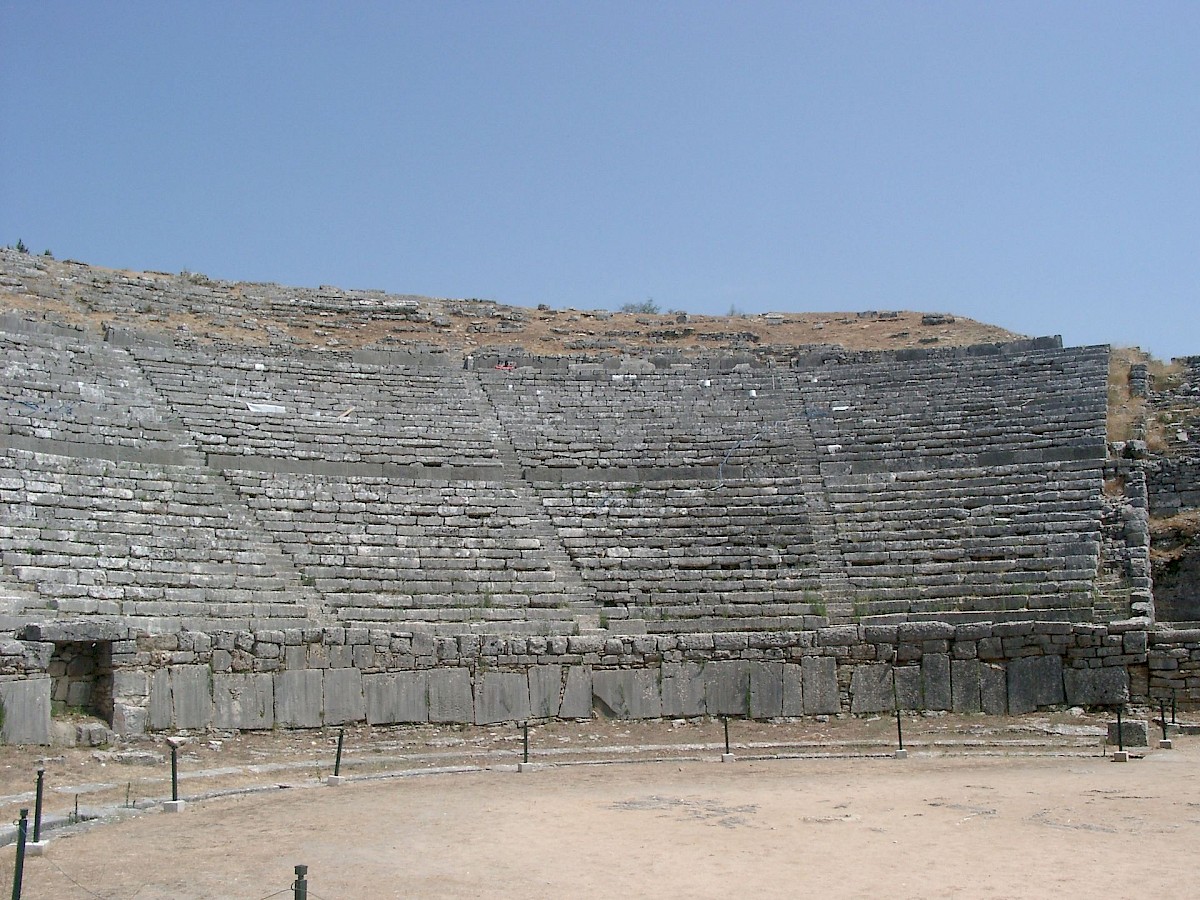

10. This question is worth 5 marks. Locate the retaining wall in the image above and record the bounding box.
[1146,456,1200,516]
[2,619,1186,742]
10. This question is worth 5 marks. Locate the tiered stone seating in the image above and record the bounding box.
[0,448,316,629]
[224,471,584,631]
[0,322,191,452]
[787,344,1109,620]
[132,346,503,466]
[824,461,1102,618]
[780,345,1109,470]
[535,476,824,630]
[480,363,796,469]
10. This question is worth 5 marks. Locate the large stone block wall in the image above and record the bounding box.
[1,619,1172,741]
[1146,456,1200,516]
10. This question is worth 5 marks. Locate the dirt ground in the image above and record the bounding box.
[1,711,1197,899]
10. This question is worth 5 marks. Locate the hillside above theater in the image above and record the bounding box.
[0,250,1022,358]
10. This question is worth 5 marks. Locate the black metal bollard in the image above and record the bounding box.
[12,808,28,900]
[294,864,308,900]
[33,769,44,844]
[1171,688,1178,725]
[334,727,345,778]
[522,721,529,764]
[170,744,179,802]
[1116,705,1125,752]
[723,717,731,755]
[890,668,905,752]
[1160,700,1170,742]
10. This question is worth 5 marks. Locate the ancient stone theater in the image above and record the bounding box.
[1,249,1197,743]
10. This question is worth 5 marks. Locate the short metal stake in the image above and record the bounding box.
[12,808,28,900]
[522,722,530,764]
[334,727,345,777]
[892,668,907,758]
[294,864,308,900]
[32,768,44,844]
[1171,688,1177,725]
[723,717,731,755]
[1113,705,1128,761]
[1159,699,1174,749]
[165,740,187,809]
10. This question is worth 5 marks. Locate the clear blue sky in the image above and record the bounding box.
[2,2,1197,359]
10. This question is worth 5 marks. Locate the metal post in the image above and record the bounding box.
[1116,705,1124,752]
[723,717,730,755]
[294,864,308,900]
[33,769,44,843]
[892,669,904,751]
[522,722,529,764]
[334,727,345,778]
[12,809,28,900]
[1160,700,1170,742]
[170,744,179,802]
[1171,688,1178,724]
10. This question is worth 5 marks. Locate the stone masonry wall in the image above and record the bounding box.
[1146,456,1200,516]
[1,619,1166,740]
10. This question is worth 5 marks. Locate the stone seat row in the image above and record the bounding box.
[0,329,189,450]
[0,449,316,621]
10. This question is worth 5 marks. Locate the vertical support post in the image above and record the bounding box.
[892,668,906,756]
[294,864,308,900]
[1116,705,1124,752]
[170,743,179,802]
[1160,701,1169,742]
[33,769,45,844]
[522,722,529,765]
[1171,688,1178,725]
[723,717,730,755]
[334,727,345,778]
[12,809,28,900]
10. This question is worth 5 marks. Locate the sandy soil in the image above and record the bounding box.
[1,713,1195,899]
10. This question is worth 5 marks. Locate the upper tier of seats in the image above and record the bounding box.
[0,310,1117,630]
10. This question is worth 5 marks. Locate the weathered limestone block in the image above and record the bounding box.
[213,673,274,729]
[1007,655,1064,715]
[950,659,982,714]
[171,666,213,730]
[324,668,365,725]
[364,672,428,725]
[782,663,804,716]
[980,663,1007,715]
[802,657,839,715]
[560,665,592,719]
[592,669,662,719]
[112,702,147,736]
[1107,719,1148,747]
[749,661,784,718]
[528,665,563,719]
[149,669,172,730]
[851,663,894,714]
[1063,667,1128,707]
[922,653,952,711]
[0,677,51,745]
[661,662,706,718]
[112,670,148,699]
[275,670,323,728]
[428,668,473,723]
[475,671,531,725]
[705,661,750,716]
[895,666,921,710]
